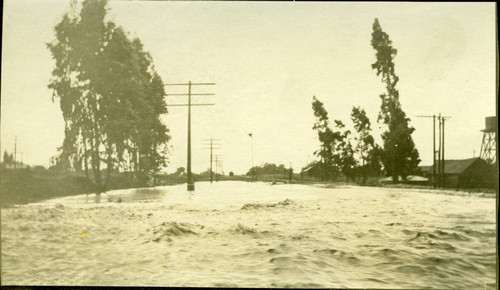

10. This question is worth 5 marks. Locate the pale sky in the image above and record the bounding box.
[1,1,496,175]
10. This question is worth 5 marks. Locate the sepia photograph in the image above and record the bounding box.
[0,0,497,288]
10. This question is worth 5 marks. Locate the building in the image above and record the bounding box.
[419,158,496,189]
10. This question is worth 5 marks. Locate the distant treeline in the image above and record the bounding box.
[246,163,294,180]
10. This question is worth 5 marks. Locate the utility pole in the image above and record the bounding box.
[202,138,222,183]
[417,114,451,188]
[14,136,17,169]
[433,115,436,188]
[441,117,446,187]
[247,132,254,181]
[214,155,223,182]
[165,81,215,191]
[438,114,442,187]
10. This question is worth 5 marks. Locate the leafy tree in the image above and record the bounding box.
[312,96,338,181]
[333,120,356,181]
[47,0,170,191]
[350,106,382,184]
[2,151,14,165]
[312,96,354,181]
[371,18,420,182]
[246,163,288,178]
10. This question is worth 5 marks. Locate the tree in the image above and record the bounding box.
[333,120,356,181]
[350,106,382,184]
[47,0,170,191]
[371,18,420,182]
[2,151,14,165]
[312,96,338,181]
[311,96,353,181]
[245,163,283,178]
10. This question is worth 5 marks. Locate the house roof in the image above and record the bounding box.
[419,158,483,174]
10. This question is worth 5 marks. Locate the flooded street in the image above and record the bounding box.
[1,181,496,288]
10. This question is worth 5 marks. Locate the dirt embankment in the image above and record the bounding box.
[0,168,176,207]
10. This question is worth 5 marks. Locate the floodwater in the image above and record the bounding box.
[1,181,497,288]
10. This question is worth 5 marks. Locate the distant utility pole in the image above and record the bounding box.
[165,81,215,191]
[247,132,254,181]
[417,114,451,188]
[214,155,223,182]
[14,136,17,169]
[202,138,222,183]
[440,115,445,187]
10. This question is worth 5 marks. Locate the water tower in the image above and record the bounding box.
[479,116,497,165]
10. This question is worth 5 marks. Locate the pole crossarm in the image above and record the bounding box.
[166,104,215,106]
[164,83,216,86]
[166,93,215,96]
[417,115,451,119]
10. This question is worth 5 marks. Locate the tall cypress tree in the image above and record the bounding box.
[371,18,420,182]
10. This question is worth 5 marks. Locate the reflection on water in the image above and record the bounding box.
[1,181,496,288]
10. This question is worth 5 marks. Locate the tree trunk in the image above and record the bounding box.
[362,160,367,185]
[391,158,398,184]
[104,147,113,191]
[83,139,90,183]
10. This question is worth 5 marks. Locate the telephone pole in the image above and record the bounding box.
[438,114,442,187]
[417,114,451,188]
[202,138,222,183]
[14,136,17,169]
[214,155,223,182]
[165,81,215,191]
[441,116,446,187]
[247,132,254,181]
[433,115,436,188]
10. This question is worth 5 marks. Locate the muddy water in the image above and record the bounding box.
[1,181,496,288]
